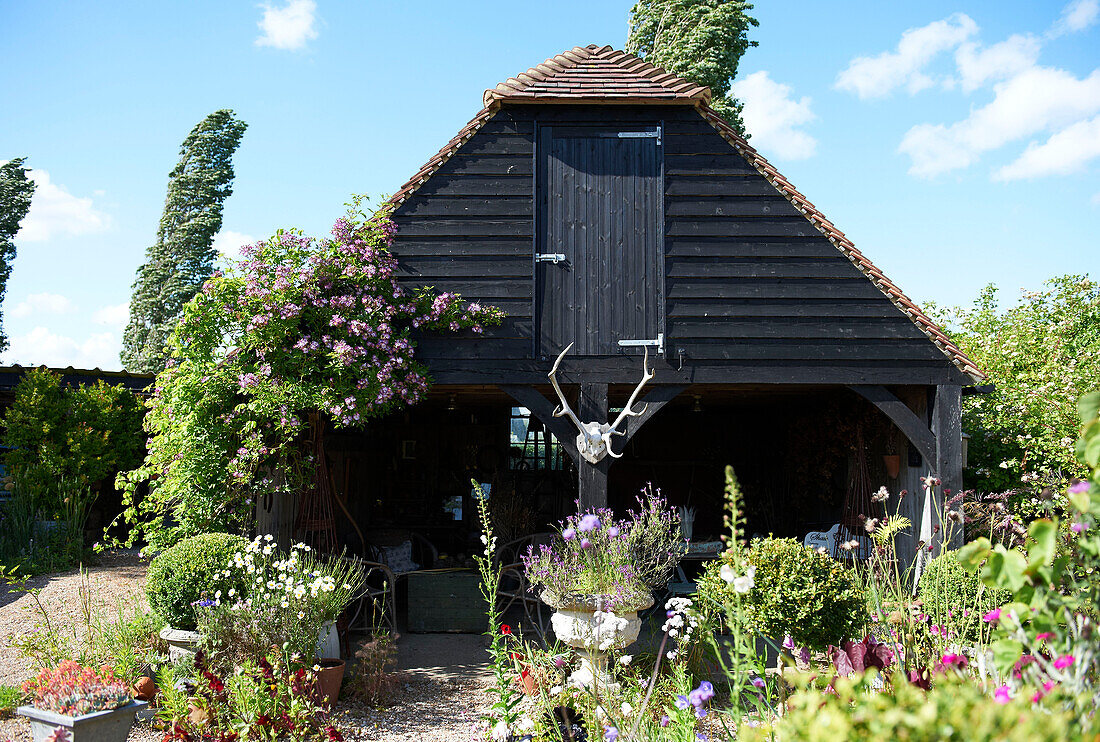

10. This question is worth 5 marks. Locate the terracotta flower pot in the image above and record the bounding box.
[514,663,537,695]
[132,676,157,702]
[883,454,901,479]
[312,658,345,708]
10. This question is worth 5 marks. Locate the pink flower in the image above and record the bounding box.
[1053,655,1074,670]
[994,685,1012,704]
[1068,481,1090,494]
[1071,522,1087,533]
[983,608,1002,623]
[1035,632,1053,642]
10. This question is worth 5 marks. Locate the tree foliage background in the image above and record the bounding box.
[627,0,758,134]
[122,110,247,373]
[928,275,1100,493]
[0,158,37,353]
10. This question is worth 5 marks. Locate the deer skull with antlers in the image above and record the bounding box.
[548,343,655,464]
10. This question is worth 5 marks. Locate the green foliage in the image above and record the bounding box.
[117,199,501,549]
[2,367,145,492]
[919,551,1009,643]
[738,536,866,650]
[0,685,23,718]
[0,157,36,352]
[927,276,1100,491]
[627,0,758,133]
[145,532,249,629]
[740,672,1095,742]
[122,109,248,373]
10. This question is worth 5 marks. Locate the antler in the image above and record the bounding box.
[602,347,655,459]
[547,343,585,433]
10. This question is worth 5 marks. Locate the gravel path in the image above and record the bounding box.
[0,552,495,741]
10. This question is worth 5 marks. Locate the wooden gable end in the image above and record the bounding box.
[389,104,971,386]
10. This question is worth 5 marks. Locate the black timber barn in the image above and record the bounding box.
[326,45,986,564]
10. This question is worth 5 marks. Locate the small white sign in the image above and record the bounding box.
[804,523,840,553]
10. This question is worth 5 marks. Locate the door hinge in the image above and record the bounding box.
[535,253,567,264]
[618,333,664,355]
[618,128,661,146]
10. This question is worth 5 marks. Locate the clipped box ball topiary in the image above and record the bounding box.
[145,532,249,630]
[919,551,1010,644]
[743,537,866,650]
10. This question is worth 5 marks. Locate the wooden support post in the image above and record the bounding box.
[932,384,964,548]
[577,382,609,511]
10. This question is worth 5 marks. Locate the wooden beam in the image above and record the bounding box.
[577,383,609,511]
[612,385,689,455]
[499,384,579,463]
[847,385,936,465]
[933,384,964,548]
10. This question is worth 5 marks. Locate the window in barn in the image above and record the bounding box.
[509,407,564,470]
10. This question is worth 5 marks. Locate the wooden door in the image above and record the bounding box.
[536,125,663,358]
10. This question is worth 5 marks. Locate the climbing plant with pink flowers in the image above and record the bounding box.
[116,196,503,549]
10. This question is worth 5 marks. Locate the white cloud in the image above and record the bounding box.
[10,292,74,319]
[1049,0,1099,37]
[995,115,1100,180]
[732,72,817,160]
[16,169,110,242]
[899,67,1100,177]
[955,34,1041,92]
[92,302,130,330]
[3,327,121,370]
[256,0,318,51]
[213,230,257,261]
[835,13,978,99]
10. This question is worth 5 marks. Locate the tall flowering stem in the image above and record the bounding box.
[472,481,523,737]
[115,195,503,548]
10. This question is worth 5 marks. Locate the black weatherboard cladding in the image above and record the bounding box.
[390,104,967,386]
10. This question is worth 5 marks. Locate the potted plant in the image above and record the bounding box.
[145,532,250,662]
[18,660,146,742]
[523,488,682,691]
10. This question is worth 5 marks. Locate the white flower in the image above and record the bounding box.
[620,702,632,716]
[720,563,736,583]
[733,566,755,594]
[549,685,563,696]
[517,716,534,732]
[619,655,633,666]
[490,720,510,741]
[264,534,273,541]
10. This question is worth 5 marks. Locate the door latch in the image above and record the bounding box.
[535,253,567,264]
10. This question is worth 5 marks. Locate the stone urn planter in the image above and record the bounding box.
[543,591,653,692]
[18,700,147,742]
[316,620,340,660]
[160,626,203,662]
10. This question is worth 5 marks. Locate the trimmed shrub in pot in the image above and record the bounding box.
[145,532,249,630]
[739,537,866,650]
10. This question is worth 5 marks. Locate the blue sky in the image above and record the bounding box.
[2,0,1098,371]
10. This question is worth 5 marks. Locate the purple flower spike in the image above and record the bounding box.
[580,538,592,549]
[579,514,601,532]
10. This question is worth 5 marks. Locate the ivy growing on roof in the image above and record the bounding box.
[115,196,504,549]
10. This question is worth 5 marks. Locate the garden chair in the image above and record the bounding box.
[494,532,555,638]
[363,529,438,579]
[347,556,397,635]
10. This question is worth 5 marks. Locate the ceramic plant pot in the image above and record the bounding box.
[160,626,203,663]
[312,658,345,708]
[883,455,901,479]
[316,621,340,660]
[18,701,147,742]
[542,591,653,692]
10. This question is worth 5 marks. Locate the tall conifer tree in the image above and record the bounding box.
[122,110,247,373]
[627,0,758,135]
[0,158,37,353]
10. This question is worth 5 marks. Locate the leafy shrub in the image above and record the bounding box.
[740,672,1095,741]
[738,537,865,650]
[919,551,1009,644]
[146,532,248,629]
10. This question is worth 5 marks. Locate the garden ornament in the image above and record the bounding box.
[548,343,654,464]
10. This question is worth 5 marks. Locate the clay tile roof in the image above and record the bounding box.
[482,44,712,106]
[696,104,987,383]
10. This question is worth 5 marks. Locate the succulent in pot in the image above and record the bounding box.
[18,660,146,742]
